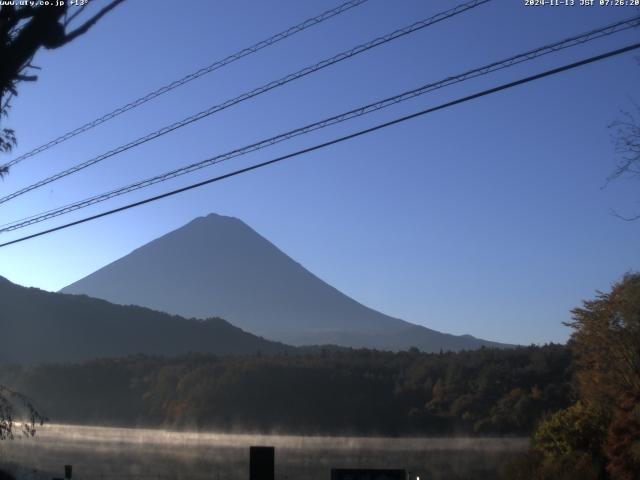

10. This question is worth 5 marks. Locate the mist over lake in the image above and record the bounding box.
[0,424,528,480]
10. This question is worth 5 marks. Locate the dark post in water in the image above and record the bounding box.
[249,446,274,480]
[330,469,407,480]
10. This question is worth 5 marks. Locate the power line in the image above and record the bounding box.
[2,15,637,233]
[0,0,491,205]
[1,41,638,249]
[0,0,369,171]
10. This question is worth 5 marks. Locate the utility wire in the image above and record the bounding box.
[1,15,638,233]
[0,0,369,171]
[0,0,491,205]
[1,41,638,249]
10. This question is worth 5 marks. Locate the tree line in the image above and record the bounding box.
[0,343,572,437]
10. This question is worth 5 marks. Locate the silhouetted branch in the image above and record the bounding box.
[15,74,38,82]
[0,0,126,171]
[608,104,640,184]
[64,5,88,28]
[610,207,640,222]
[606,94,640,220]
[58,0,125,46]
[0,384,47,440]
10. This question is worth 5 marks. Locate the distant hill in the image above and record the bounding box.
[61,213,510,352]
[0,276,293,364]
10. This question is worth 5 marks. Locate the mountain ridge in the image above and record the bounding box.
[0,274,294,364]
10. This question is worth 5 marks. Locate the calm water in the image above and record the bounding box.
[0,424,528,480]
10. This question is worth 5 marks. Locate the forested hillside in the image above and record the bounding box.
[0,276,294,364]
[1,344,572,436]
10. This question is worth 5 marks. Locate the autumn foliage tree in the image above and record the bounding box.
[567,273,640,411]
[568,273,640,479]
[605,391,640,480]
[515,274,640,479]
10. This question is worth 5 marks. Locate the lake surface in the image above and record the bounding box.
[0,424,528,480]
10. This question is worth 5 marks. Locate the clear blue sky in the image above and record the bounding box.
[0,0,638,345]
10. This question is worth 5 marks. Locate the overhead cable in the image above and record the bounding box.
[1,41,638,248]
[0,0,491,205]
[2,15,637,233]
[0,0,370,171]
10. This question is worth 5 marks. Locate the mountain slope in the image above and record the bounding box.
[62,213,509,351]
[0,275,293,364]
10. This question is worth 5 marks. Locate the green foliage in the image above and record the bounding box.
[502,451,601,480]
[0,344,572,436]
[532,402,608,460]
